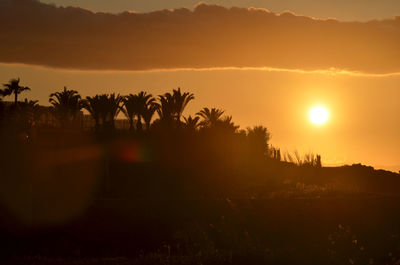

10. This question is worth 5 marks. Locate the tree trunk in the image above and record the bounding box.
[137,115,143,131]
[129,117,134,132]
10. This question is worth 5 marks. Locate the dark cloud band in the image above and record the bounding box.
[0,0,399,74]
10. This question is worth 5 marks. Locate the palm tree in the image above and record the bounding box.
[171,88,194,122]
[20,98,39,124]
[121,94,140,131]
[20,98,39,110]
[0,88,8,97]
[2,78,30,106]
[247,125,271,156]
[155,88,194,124]
[196,107,225,128]
[82,94,122,132]
[143,104,158,130]
[183,115,200,131]
[99,94,122,130]
[155,93,175,122]
[121,92,155,131]
[216,116,240,133]
[136,92,155,131]
[82,95,102,132]
[49,87,82,126]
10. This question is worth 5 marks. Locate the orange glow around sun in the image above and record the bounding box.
[309,106,329,125]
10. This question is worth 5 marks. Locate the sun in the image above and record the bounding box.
[309,106,329,125]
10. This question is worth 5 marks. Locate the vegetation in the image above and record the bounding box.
[2,78,30,106]
[121,92,155,131]
[197,107,225,127]
[49,87,82,127]
[0,78,399,265]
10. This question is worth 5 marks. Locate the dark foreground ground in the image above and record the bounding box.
[2,193,400,264]
[1,130,400,265]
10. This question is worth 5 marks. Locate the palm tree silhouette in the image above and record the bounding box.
[143,104,158,131]
[49,87,82,126]
[0,88,8,97]
[155,93,175,123]
[216,116,239,133]
[82,95,102,132]
[2,78,31,106]
[155,88,194,124]
[136,92,155,131]
[196,107,225,128]
[121,92,155,131]
[247,126,271,156]
[99,94,122,131]
[20,98,39,110]
[121,95,139,131]
[19,98,39,126]
[172,88,194,122]
[183,115,200,131]
[83,94,122,131]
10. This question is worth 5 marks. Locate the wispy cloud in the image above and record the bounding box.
[0,0,399,74]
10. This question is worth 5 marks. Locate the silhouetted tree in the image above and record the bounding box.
[2,78,30,106]
[99,94,122,131]
[247,126,271,157]
[183,115,200,131]
[197,107,224,128]
[155,93,175,123]
[171,88,194,122]
[121,92,155,131]
[49,87,82,127]
[155,88,194,124]
[121,94,139,131]
[19,98,39,111]
[143,104,158,130]
[136,92,155,131]
[0,87,8,97]
[19,98,39,130]
[82,95,102,132]
[215,116,239,133]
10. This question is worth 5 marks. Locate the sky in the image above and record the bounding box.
[0,0,399,171]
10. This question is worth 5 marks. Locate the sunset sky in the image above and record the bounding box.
[0,0,399,171]
[39,0,400,21]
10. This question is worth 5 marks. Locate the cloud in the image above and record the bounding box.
[0,0,399,74]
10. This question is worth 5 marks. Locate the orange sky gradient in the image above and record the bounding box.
[1,63,399,172]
